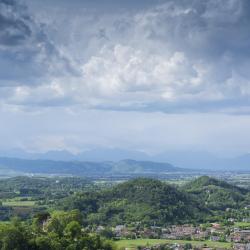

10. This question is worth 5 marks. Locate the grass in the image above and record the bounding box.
[234,222,250,228]
[0,221,10,225]
[115,239,232,249]
[2,200,35,207]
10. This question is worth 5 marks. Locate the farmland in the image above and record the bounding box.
[115,239,232,249]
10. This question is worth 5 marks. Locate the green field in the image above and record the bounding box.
[115,239,232,249]
[234,222,250,228]
[2,200,36,207]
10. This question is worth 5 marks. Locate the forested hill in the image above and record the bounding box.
[62,178,208,226]
[182,176,249,210]
[183,176,247,193]
[59,177,250,226]
[0,157,186,176]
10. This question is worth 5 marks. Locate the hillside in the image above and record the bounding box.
[62,178,208,226]
[0,157,185,177]
[183,176,249,210]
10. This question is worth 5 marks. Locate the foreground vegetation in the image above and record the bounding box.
[0,210,115,250]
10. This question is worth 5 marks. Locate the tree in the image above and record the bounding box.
[64,221,81,240]
[184,243,192,250]
[1,225,29,250]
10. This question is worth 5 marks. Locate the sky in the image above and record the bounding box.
[1,0,250,156]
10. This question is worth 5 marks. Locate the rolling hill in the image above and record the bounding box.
[63,178,208,226]
[61,177,250,226]
[183,176,249,210]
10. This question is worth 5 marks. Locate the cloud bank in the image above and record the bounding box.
[1,0,250,114]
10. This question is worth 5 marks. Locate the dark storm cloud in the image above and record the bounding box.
[0,0,75,86]
[137,0,250,57]
[0,0,32,46]
[25,0,160,11]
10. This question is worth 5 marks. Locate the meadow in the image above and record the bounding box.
[115,239,232,249]
[2,199,36,207]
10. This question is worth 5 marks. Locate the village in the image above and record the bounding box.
[96,221,250,250]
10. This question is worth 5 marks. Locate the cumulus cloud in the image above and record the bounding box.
[79,45,203,108]
[2,0,250,114]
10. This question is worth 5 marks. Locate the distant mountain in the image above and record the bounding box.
[1,148,250,171]
[153,151,250,171]
[0,157,184,177]
[111,159,186,174]
[77,148,150,161]
[152,151,224,170]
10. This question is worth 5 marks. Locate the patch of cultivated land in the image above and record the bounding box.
[234,222,250,228]
[2,200,35,207]
[115,239,232,249]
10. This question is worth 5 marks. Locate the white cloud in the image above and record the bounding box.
[1,0,250,114]
[83,46,194,93]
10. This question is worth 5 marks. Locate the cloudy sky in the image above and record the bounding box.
[1,0,250,156]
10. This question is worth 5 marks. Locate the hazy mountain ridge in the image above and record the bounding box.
[1,148,250,171]
[0,157,184,176]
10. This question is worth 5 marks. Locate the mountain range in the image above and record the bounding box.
[0,148,250,171]
[0,158,186,177]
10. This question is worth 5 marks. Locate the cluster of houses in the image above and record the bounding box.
[124,245,224,250]
[101,223,250,244]
[233,243,250,250]
[173,223,250,243]
[95,221,250,249]
[230,229,250,243]
[125,243,250,250]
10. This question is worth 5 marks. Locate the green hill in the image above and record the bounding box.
[63,178,208,226]
[183,176,249,210]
